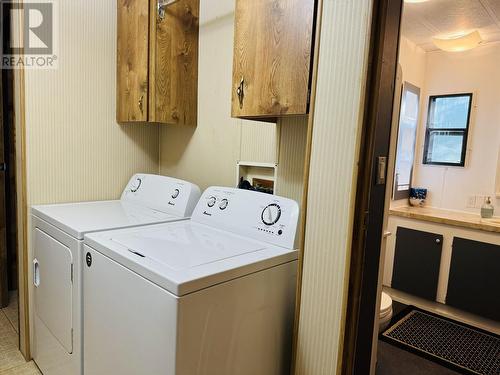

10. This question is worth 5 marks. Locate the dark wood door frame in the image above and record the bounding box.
[1,1,18,308]
[341,0,403,373]
[4,56,17,293]
[0,55,7,308]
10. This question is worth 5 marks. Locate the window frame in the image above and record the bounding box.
[423,93,473,167]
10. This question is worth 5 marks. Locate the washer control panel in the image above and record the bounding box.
[192,187,299,249]
[121,174,201,218]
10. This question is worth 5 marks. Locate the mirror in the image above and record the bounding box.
[393,82,420,200]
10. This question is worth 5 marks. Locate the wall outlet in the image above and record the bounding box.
[467,195,476,208]
[475,195,487,209]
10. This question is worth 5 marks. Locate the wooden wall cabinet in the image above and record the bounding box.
[231,0,316,120]
[117,0,199,126]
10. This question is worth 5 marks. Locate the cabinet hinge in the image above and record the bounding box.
[307,89,311,104]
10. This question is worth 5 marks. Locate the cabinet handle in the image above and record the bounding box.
[157,0,180,21]
[138,95,144,113]
[436,238,441,244]
[157,1,165,20]
[33,259,40,287]
[237,77,245,109]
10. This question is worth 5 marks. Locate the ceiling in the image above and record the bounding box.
[402,0,500,51]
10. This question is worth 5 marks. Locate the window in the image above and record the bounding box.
[423,94,472,166]
[393,82,420,200]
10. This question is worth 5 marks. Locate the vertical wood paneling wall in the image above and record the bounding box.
[240,121,278,164]
[295,1,374,374]
[25,0,159,205]
[276,116,308,211]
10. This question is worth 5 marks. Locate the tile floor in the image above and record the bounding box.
[0,292,40,375]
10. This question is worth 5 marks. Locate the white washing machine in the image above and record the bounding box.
[83,187,299,375]
[31,174,201,375]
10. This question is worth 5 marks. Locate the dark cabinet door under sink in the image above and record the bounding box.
[447,237,500,321]
[392,227,443,300]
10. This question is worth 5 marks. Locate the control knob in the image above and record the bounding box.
[130,177,142,193]
[219,199,228,210]
[207,196,217,207]
[171,189,180,199]
[261,203,281,226]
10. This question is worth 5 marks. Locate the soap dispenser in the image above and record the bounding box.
[481,197,494,218]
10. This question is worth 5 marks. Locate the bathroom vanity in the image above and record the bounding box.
[383,206,500,321]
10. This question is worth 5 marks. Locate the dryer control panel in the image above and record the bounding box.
[192,187,299,249]
[121,174,201,218]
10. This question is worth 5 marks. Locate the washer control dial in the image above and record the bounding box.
[130,177,142,193]
[219,199,229,210]
[171,188,180,199]
[261,204,281,226]
[207,196,217,207]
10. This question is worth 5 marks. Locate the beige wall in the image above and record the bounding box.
[25,1,159,206]
[295,0,374,373]
[276,117,308,208]
[276,116,309,249]
[159,0,239,189]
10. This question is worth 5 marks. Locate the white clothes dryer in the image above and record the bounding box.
[31,174,200,375]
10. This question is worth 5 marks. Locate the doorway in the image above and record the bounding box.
[343,0,500,374]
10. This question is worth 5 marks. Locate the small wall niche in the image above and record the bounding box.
[236,161,278,194]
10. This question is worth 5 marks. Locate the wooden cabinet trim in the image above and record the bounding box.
[117,0,150,123]
[149,0,199,126]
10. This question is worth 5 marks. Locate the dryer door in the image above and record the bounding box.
[34,228,73,353]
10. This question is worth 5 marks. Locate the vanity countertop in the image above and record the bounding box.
[390,206,500,234]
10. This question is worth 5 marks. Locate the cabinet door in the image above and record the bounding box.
[149,0,199,126]
[447,238,500,321]
[231,0,315,119]
[392,227,443,301]
[117,0,149,122]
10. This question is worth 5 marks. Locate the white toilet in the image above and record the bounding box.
[379,292,393,333]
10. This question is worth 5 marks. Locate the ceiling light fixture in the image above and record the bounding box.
[432,30,483,52]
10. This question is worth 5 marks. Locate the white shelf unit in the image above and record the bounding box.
[236,161,278,194]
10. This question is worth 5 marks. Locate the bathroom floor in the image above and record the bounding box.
[376,301,460,375]
[0,292,40,375]
[376,340,460,375]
